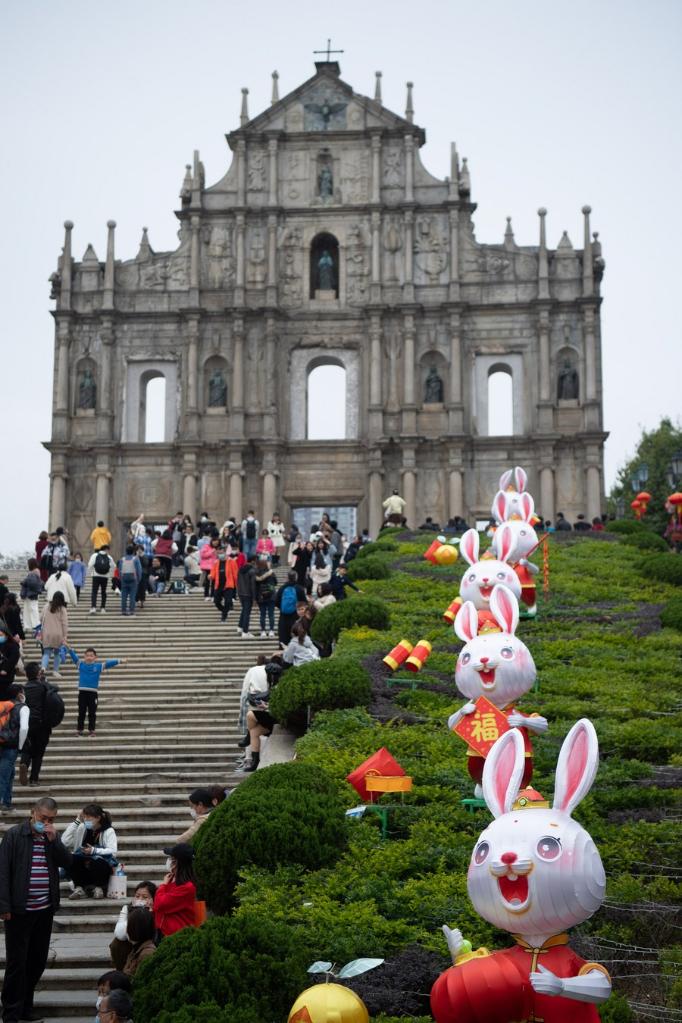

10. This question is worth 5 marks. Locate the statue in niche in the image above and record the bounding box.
[557,358,579,401]
[318,250,335,291]
[208,370,227,408]
[424,366,444,404]
[319,164,333,198]
[78,368,97,410]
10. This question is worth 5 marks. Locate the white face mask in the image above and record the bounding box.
[132,899,147,908]
[189,808,198,820]
[165,857,172,870]
[95,995,103,1009]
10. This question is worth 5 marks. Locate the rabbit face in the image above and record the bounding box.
[460,560,521,609]
[493,520,537,562]
[468,721,606,940]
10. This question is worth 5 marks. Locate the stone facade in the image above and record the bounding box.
[45,62,607,550]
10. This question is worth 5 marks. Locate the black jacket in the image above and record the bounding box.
[24,680,52,732]
[237,564,256,601]
[0,820,73,915]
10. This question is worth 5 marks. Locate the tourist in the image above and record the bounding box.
[591,517,605,532]
[40,592,69,679]
[240,660,283,773]
[19,560,44,635]
[574,513,592,532]
[236,556,257,638]
[199,537,218,601]
[0,595,24,648]
[117,546,142,617]
[88,545,116,614]
[154,844,197,937]
[68,646,126,737]
[237,654,268,747]
[129,513,146,545]
[283,621,320,668]
[90,520,112,552]
[555,512,572,532]
[267,513,286,566]
[151,530,177,578]
[313,582,336,612]
[35,531,50,582]
[291,539,313,588]
[45,568,77,607]
[183,546,200,589]
[67,552,86,601]
[62,803,118,900]
[0,630,21,691]
[275,571,307,648]
[209,785,227,807]
[0,685,29,814]
[19,663,58,788]
[361,528,372,544]
[176,788,214,844]
[210,549,238,624]
[148,557,168,596]
[383,488,407,526]
[134,543,151,608]
[98,988,133,1023]
[121,907,156,977]
[197,512,215,539]
[0,796,73,1023]
[94,971,131,1021]
[110,883,157,971]
[241,511,260,560]
[329,564,361,601]
[342,535,362,564]
[310,539,332,592]
[256,529,275,563]
[255,559,277,638]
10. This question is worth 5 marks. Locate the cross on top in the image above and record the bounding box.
[314,38,344,62]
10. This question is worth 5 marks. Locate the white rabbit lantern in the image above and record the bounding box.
[491,466,532,524]
[491,492,540,617]
[453,527,522,633]
[431,721,611,1023]
[448,585,546,792]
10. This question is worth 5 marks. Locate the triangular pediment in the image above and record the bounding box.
[229,65,423,142]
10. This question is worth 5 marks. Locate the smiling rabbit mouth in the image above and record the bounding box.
[498,873,529,909]
[480,585,493,600]
[477,668,496,688]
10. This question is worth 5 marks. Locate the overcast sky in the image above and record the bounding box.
[2,0,680,552]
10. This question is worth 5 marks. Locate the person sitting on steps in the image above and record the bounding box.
[62,803,118,901]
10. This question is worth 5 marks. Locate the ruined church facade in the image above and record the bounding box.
[46,61,607,548]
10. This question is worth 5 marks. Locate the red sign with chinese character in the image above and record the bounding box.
[452,696,511,757]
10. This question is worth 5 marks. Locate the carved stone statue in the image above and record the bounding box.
[318,250,335,291]
[424,366,444,404]
[557,359,579,401]
[208,370,227,408]
[78,368,97,410]
[319,165,333,198]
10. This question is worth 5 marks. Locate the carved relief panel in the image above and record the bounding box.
[345,222,370,306]
[414,214,449,284]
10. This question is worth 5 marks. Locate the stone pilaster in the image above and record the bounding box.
[102,220,116,310]
[231,318,245,436]
[401,312,417,435]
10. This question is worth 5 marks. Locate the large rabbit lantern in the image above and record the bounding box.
[453,526,522,633]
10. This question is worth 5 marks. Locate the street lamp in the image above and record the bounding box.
[666,451,682,489]
[630,463,649,493]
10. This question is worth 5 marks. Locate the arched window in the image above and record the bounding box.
[310,232,339,298]
[307,362,346,439]
[141,372,166,442]
[487,366,513,436]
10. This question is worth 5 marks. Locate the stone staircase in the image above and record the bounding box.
[0,571,284,1021]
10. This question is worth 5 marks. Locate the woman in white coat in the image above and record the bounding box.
[62,803,118,900]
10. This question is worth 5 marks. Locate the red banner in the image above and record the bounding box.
[452,697,510,757]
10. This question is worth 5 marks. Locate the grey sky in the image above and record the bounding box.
[2,0,680,552]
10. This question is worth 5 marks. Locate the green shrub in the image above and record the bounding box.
[661,594,682,631]
[133,914,310,1023]
[269,657,371,722]
[347,554,391,581]
[639,553,682,585]
[192,761,348,914]
[619,531,668,552]
[608,519,648,535]
[354,538,399,558]
[311,596,390,646]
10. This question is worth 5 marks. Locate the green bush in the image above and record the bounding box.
[133,914,310,1023]
[661,594,682,631]
[192,761,348,914]
[311,596,390,646]
[354,538,399,558]
[619,531,668,552]
[639,553,682,585]
[347,554,391,581]
[269,656,371,722]
[608,519,648,535]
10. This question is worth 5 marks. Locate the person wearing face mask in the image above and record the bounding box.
[109,881,157,971]
[121,906,156,977]
[0,795,73,1023]
[0,629,22,693]
[153,843,197,938]
[97,988,133,1023]
[93,970,131,1023]
[61,804,118,900]
[175,789,213,845]
[0,685,30,814]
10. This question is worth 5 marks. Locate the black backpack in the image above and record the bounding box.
[45,686,65,729]
[94,551,110,574]
[0,701,21,748]
[40,547,54,573]
[245,519,257,540]
[168,580,187,594]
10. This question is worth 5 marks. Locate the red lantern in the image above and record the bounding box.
[630,498,644,520]
[636,491,652,503]
[669,492,682,523]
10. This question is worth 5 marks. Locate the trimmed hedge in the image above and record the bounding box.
[310,595,390,647]
[192,761,348,914]
[608,519,648,535]
[639,553,682,585]
[133,914,310,1023]
[347,553,392,581]
[619,531,668,552]
[269,656,371,723]
[661,593,682,631]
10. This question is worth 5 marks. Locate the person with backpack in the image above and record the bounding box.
[88,545,116,614]
[19,559,44,635]
[255,560,277,638]
[240,512,260,561]
[210,551,238,624]
[236,556,257,638]
[0,684,30,813]
[19,663,63,788]
[275,571,307,648]
[68,646,126,737]
[40,592,69,679]
[117,546,142,617]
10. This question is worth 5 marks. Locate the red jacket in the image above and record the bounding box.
[154,880,197,937]
[209,558,238,589]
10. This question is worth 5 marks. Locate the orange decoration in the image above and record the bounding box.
[383,640,414,671]
[443,598,462,623]
[404,639,432,672]
[424,538,444,564]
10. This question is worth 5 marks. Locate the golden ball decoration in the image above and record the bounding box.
[288,982,370,1023]
[434,544,458,566]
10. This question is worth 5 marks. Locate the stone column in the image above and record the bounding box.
[371,133,381,203]
[586,464,601,521]
[183,472,197,524]
[186,317,199,439]
[448,208,460,302]
[267,137,278,205]
[540,466,555,523]
[368,470,383,539]
[95,472,111,526]
[371,211,381,302]
[266,213,277,305]
[189,216,200,303]
[231,319,245,436]
[448,311,463,434]
[262,471,277,526]
[368,314,383,438]
[55,320,70,413]
[404,135,414,202]
[235,214,245,306]
[229,471,243,519]
[236,140,246,205]
[584,307,596,401]
[102,220,116,309]
[263,317,276,437]
[97,318,114,441]
[538,311,550,401]
[403,209,414,302]
[50,472,67,531]
[402,313,417,435]
[60,221,73,310]
[448,468,463,519]
[402,469,417,528]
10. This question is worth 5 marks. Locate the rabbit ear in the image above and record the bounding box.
[553,719,600,816]
[454,601,479,643]
[514,466,528,492]
[519,493,535,523]
[490,584,519,635]
[499,469,513,491]
[459,529,479,566]
[495,523,514,563]
[483,728,526,819]
[491,490,508,523]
